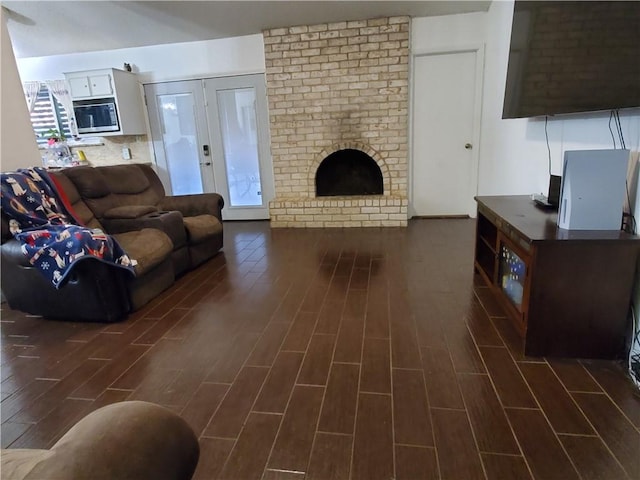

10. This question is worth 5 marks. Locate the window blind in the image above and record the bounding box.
[30,86,72,146]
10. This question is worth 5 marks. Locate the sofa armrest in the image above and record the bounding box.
[159,193,224,222]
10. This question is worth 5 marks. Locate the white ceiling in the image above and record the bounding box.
[3,1,491,59]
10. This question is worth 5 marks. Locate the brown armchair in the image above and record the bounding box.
[0,401,200,480]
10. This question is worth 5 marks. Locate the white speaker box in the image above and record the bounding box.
[557,149,629,230]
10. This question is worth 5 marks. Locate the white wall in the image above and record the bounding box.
[17,33,265,84]
[412,12,486,51]
[1,11,42,171]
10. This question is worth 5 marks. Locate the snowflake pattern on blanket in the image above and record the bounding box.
[1,167,136,288]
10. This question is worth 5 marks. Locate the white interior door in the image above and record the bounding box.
[204,74,274,220]
[412,50,482,217]
[144,81,215,195]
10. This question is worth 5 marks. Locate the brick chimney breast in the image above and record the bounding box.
[264,16,410,227]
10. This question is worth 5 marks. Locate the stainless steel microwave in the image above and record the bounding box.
[73,97,120,134]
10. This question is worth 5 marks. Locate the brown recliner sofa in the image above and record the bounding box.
[1,164,224,321]
[0,401,200,480]
[57,164,224,275]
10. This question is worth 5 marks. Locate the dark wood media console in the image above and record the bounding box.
[474,195,639,359]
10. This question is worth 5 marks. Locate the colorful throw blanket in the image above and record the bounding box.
[1,167,136,288]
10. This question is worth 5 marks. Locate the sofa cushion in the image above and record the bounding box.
[113,228,173,276]
[104,205,158,219]
[182,215,222,244]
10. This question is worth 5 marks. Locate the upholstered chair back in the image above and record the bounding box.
[49,171,105,231]
[96,164,165,208]
[61,166,120,220]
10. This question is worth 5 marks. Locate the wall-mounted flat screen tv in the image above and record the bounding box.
[502,1,640,119]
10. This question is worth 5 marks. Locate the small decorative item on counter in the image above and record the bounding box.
[68,149,89,167]
[41,129,74,168]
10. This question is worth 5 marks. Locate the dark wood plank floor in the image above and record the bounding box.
[2,219,639,479]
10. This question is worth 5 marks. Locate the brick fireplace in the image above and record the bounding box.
[264,17,410,227]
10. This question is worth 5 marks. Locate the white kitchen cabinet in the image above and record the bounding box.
[67,73,113,98]
[67,77,91,98]
[64,68,146,136]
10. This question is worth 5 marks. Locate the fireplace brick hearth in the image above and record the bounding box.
[264,17,410,227]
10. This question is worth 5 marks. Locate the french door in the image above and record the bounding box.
[145,80,214,196]
[204,75,274,220]
[144,74,274,220]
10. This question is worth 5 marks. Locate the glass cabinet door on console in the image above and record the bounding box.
[497,235,530,333]
[500,244,525,308]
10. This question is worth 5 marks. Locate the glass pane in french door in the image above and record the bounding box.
[158,93,203,195]
[216,88,262,206]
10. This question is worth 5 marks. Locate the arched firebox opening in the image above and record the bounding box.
[315,149,383,196]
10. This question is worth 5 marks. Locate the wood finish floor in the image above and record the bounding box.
[1,219,639,480]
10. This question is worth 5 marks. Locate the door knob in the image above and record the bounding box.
[465,143,473,150]
[200,162,211,166]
